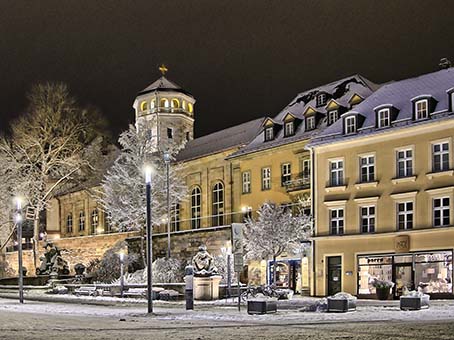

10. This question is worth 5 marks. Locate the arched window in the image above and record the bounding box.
[187,102,193,113]
[212,182,224,226]
[191,187,201,229]
[160,98,169,108]
[66,213,73,234]
[140,101,148,111]
[79,211,85,231]
[182,100,186,110]
[170,203,180,232]
[150,99,156,109]
[171,98,180,108]
[91,209,99,235]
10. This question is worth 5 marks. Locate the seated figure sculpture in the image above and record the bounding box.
[192,245,218,277]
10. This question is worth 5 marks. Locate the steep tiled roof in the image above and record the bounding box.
[176,118,265,162]
[228,74,379,158]
[138,76,193,97]
[310,68,454,147]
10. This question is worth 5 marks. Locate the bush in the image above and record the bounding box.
[152,257,184,283]
[371,278,394,289]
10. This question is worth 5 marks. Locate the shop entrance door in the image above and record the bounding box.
[327,256,342,296]
[394,263,413,298]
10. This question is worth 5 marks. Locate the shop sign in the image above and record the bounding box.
[395,235,410,253]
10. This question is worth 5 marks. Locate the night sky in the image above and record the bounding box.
[1,1,453,138]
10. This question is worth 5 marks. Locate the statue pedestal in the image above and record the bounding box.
[193,275,222,300]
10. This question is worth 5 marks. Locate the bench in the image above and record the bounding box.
[74,286,99,297]
[123,288,147,298]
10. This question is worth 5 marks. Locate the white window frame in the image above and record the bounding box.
[433,197,450,227]
[91,209,99,234]
[281,163,291,186]
[328,110,338,125]
[78,211,85,232]
[264,127,274,141]
[360,205,375,233]
[306,116,315,130]
[378,108,391,128]
[302,158,311,182]
[397,201,414,230]
[66,213,73,233]
[345,116,356,134]
[284,121,294,136]
[329,159,344,186]
[191,187,201,229]
[262,167,271,190]
[317,93,326,106]
[212,182,224,226]
[415,99,429,120]
[359,155,375,183]
[432,141,450,172]
[330,208,344,235]
[170,203,180,232]
[396,148,413,178]
[242,171,251,194]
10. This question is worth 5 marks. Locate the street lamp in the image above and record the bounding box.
[144,165,153,314]
[15,197,24,304]
[163,151,171,259]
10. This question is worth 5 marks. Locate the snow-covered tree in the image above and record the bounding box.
[244,201,312,286]
[99,124,187,232]
[0,82,107,266]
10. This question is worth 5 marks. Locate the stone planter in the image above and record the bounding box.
[375,287,391,300]
[247,299,277,315]
[400,295,430,310]
[327,297,356,313]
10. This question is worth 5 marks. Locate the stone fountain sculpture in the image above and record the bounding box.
[36,241,70,277]
[191,245,221,300]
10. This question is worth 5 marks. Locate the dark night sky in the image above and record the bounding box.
[1,0,453,138]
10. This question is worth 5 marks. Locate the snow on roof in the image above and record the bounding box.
[138,76,193,97]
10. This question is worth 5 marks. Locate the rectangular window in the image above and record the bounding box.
[284,121,294,136]
[329,160,344,186]
[397,201,413,230]
[345,116,356,134]
[317,93,326,107]
[302,158,311,182]
[432,142,450,172]
[170,203,180,231]
[433,197,450,227]
[242,171,251,194]
[330,208,344,235]
[306,116,315,130]
[264,127,274,141]
[396,149,413,178]
[328,110,338,125]
[281,163,291,186]
[360,155,375,183]
[262,167,271,190]
[360,206,375,233]
[378,108,391,128]
[167,127,173,139]
[415,99,428,120]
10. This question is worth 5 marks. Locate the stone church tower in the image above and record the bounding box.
[133,65,195,150]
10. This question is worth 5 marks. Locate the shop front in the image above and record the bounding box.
[268,258,308,294]
[358,250,453,299]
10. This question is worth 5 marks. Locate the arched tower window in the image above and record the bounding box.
[160,98,169,108]
[150,99,156,109]
[187,103,193,113]
[66,213,73,234]
[212,182,224,226]
[140,101,148,111]
[171,98,180,108]
[191,187,201,229]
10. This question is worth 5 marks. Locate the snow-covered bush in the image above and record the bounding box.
[152,257,184,283]
[213,254,236,284]
[371,278,394,289]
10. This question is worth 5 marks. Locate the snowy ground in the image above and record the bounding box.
[1,296,454,339]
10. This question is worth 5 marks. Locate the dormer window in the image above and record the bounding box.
[378,108,391,128]
[306,116,315,131]
[284,121,294,137]
[415,99,429,120]
[345,116,357,134]
[264,127,274,141]
[328,110,338,125]
[316,93,327,107]
[450,92,454,112]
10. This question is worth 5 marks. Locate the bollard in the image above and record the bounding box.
[184,265,194,310]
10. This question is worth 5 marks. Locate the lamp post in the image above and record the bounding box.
[163,151,171,259]
[119,252,125,298]
[15,197,24,304]
[144,166,153,314]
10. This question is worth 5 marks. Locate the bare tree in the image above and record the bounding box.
[0,82,106,267]
[244,201,312,287]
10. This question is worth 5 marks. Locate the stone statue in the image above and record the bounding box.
[36,241,70,276]
[192,245,218,277]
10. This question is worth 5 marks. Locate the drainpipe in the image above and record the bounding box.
[310,146,316,296]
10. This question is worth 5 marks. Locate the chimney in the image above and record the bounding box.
[439,58,452,70]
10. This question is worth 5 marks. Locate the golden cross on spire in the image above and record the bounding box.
[159,64,168,76]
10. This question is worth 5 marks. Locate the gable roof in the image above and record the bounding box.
[310,67,454,147]
[176,118,265,162]
[228,74,379,158]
